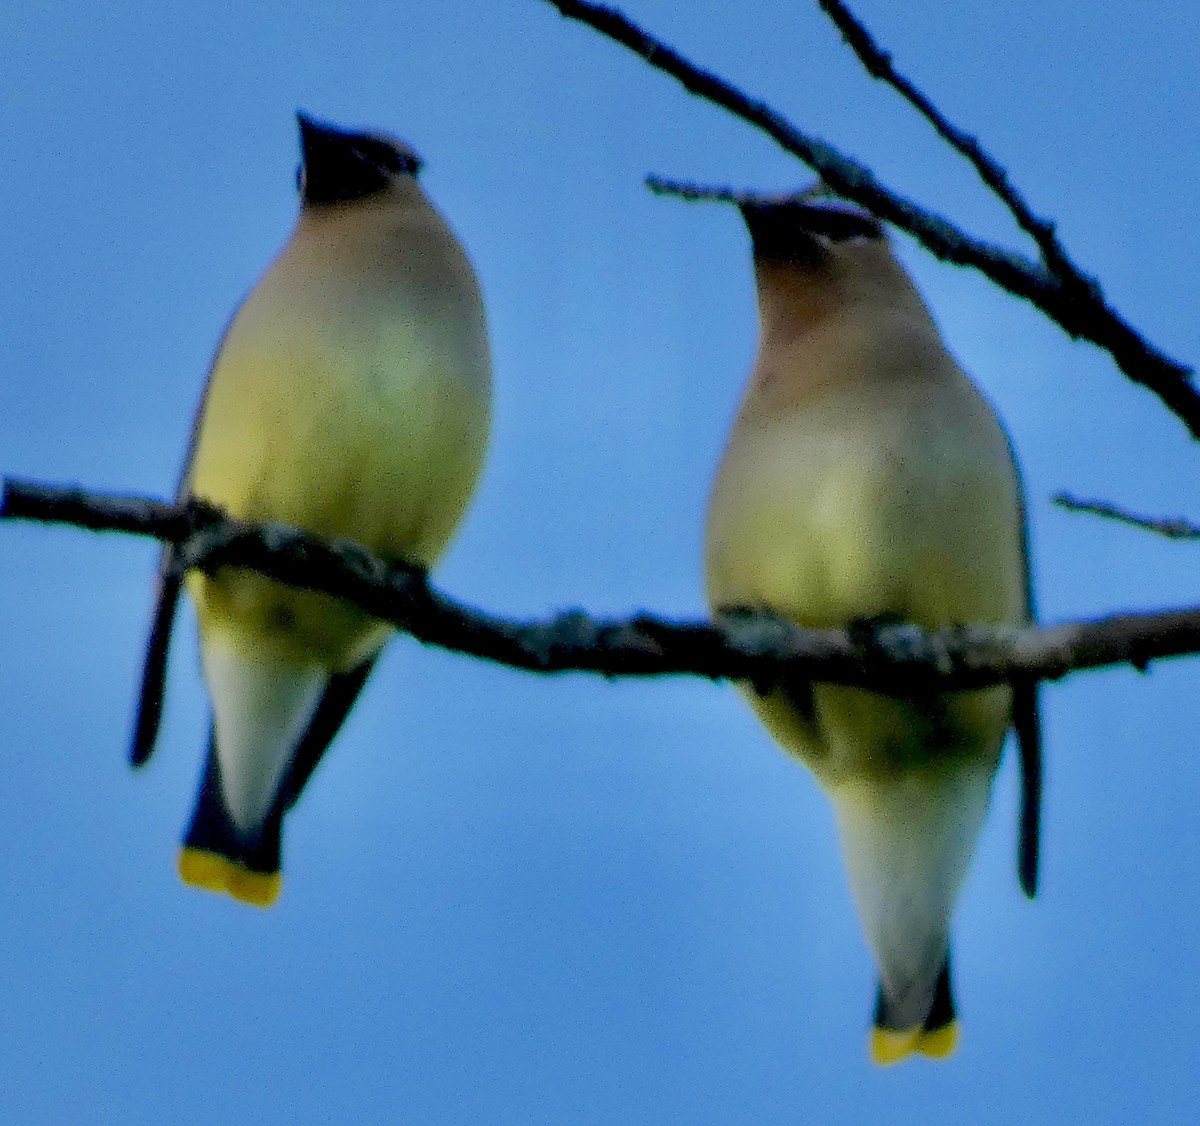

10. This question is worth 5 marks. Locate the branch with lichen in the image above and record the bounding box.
[5,477,1200,691]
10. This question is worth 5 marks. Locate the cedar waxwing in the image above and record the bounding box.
[705,196,1040,1064]
[129,113,492,907]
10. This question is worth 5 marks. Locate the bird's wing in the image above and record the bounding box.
[1014,677,1041,899]
[129,317,234,767]
[278,655,381,810]
[129,559,185,766]
[1013,454,1042,900]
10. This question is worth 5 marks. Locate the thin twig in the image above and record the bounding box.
[1053,493,1200,540]
[644,177,750,206]
[540,0,1200,440]
[816,0,1079,284]
[645,176,829,209]
[5,476,1200,689]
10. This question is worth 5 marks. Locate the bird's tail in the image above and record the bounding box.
[177,739,283,908]
[831,764,995,1066]
[870,955,957,1065]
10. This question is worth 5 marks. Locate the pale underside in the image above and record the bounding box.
[183,194,491,834]
[706,338,1025,1022]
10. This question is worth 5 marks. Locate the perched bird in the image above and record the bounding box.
[705,196,1039,1064]
[130,113,492,907]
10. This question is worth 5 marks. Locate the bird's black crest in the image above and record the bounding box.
[740,199,883,265]
[297,112,422,205]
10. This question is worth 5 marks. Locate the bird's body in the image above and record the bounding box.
[705,199,1038,1063]
[132,115,491,907]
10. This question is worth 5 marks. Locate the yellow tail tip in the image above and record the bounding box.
[917,1021,959,1060]
[178,848,281,908]
[870,1021,959,1066]
[871,1026,922,1066]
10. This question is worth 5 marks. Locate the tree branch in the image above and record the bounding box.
[540,0,1200,440]
[1053,492,1200,540]
[815,0,1077,283]
[645,177,790,208]
[5,476,1200,691]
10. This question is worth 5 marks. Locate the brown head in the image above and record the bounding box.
[738,196,931,335]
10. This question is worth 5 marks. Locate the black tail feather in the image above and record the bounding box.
[183,737,283,875]
[873,953,955,1035]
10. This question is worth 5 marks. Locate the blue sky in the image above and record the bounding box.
[2,1,1198,1121]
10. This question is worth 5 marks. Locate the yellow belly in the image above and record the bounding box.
[185,314,488,671]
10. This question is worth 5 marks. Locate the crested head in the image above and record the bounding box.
[296,112,423,206]
[738,195,884,267]
[737,193,932,331]
[735,193,944,381]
